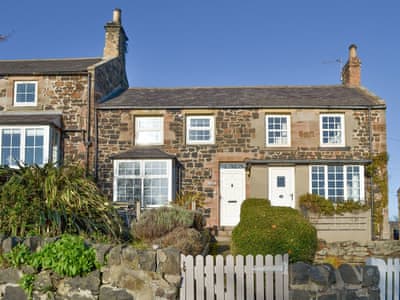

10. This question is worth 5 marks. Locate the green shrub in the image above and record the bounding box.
[4,244,33,267]
[240,198,271,220]
[232,199,317,263]
[30,235,99,277]
[0,163,122,239]
[132,206,201,241]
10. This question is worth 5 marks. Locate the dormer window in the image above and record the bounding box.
[14,81,38,106]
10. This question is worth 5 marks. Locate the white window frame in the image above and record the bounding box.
[0,125,50,167]
[186,115,215,144]
[320,114,345,147]
[309,165,365,202]
[135,116,164,145]
[14,81,38,107]
[265,114,291,147]
[113,159,172,208]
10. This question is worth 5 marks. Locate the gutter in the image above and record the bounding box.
[96,104,386,110]
[85,72,92,175]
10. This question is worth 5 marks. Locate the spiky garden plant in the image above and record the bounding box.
[0,163,122,239]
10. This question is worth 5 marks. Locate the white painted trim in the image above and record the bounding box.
[319,114,345,147]
[186,115,215,145]
[13,81,38,107]
[265,114,291,147]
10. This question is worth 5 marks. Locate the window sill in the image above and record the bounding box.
[318,146,351,151]
[264,146,296,151]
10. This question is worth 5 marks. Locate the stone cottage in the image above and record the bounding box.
[0,9,387,241]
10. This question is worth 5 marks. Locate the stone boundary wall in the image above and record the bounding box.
[290,262,379,300]
[0,236,180,300]
[315,240,400,265]
[0,236,387,299]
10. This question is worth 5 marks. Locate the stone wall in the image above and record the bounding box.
[290,262,379,300]
[96,107,386,226]
[0,237,180,300]
[315,240,400,265]
[0,236,384,300]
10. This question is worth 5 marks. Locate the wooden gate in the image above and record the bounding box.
[180,254,289,300]
[366,257,400,300]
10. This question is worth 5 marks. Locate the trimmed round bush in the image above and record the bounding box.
[232,199,317,263]
[159,227,206,255]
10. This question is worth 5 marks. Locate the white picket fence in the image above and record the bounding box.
[366,257,400,300]
[180,254,289,300]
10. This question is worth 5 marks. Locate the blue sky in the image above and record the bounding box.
[2,0,399,219]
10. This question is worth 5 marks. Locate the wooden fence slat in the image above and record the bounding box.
[393,258,400,299]
[275,254,283,300]
[245,255,255,300]
[255,255,264,300]
[215,255,224,300]
[226,255,235,300]
[186,255,195,300]
[265,255,274,300]
[195,255,205,300]
[236,255,245,300]
[283,254,289,300]
[388,258,394,300]
[205,255,214,300]
[180,254,186,300]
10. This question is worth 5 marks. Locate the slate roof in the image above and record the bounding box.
[0,113,62,128]
[98,85,385,109]
[0,58,102,75]
[111,148,177,160]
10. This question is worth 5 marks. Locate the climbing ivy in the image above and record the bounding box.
[366,152,389,238]
[299,193,369,216]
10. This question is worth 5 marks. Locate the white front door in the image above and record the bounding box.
[220,163,246,226]
[269,167,295,207]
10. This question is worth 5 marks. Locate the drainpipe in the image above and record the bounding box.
[94,108,99,181]
[85,73,92,175]
[368,106,375,240]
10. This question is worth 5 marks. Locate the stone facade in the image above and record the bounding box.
[96,107,386,227]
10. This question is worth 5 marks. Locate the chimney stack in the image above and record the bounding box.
[341,44,361,87]
[103,8,128,59]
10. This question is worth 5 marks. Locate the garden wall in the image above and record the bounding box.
[0,236,386,299]
[315,240,400,265]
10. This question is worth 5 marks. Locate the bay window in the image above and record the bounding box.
[0,126,59,167]
[113,159,172,207]
[310,165,364,202]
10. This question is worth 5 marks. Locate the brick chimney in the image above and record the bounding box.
[341,44,361,87]
[103,8,128,59]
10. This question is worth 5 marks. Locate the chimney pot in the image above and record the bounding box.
[113,8,121,24]
[349,44,358,58]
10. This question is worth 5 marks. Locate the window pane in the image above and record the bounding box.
[187,116,213,143]
[327,166,344,202]
[118,161,140,176]
[347,166,361,201]
[116,178,141,202]
[1,129,21,166]
[189,129,210,141]
[25,128,44,165]
[145,161,167,175]
[311,166,325,197]
[15,83,36,104]
[321,115,343,145]
[135,117,163,145]
[267,116,289,145]
[143,178,168,206]
[190,118,210,127]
